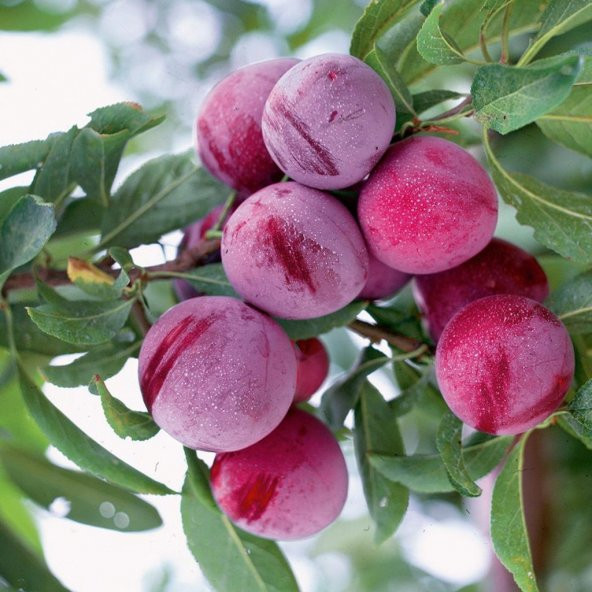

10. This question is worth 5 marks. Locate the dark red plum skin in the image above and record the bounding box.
[414,238,549,341]
[196,58,299,195]
[221,181,369,319]
[358,136,498,274]
[358,252,410,300]
[210,408,348,540]
[294,338,330,402]
[262,53,396,190]
[138,296,296,452]
[436,295,574,435]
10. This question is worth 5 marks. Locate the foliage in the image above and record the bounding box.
[0,0,591,591]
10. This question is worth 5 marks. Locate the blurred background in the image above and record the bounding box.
[1,1,591,591]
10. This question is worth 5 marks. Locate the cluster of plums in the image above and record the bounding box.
[138,53,574,540]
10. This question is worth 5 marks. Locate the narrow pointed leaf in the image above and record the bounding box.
[91,375,159,441]
[354,382,408,543]
[0,138,54,181]
[0,444,162,531]
[567,379,592,430]
[18,364,173,495]
[160,263,238,298]
[491,435,539,592]
[436,412,481,497]
[416,2,465,65]
[547,271,592,334]
[181,451,299,592]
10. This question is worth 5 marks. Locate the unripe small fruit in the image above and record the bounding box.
[262,53,396,190]
[138,296,296,452]
[358,253,410,300]
[294,338,330,402]
[197,58,299,195]
[436,295,574,435]
[211,408,348,540]
[358,136,498,274]
[414,238,549,341]
[221,181,369,319]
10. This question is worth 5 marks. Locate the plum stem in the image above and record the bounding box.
[347,319,432,355]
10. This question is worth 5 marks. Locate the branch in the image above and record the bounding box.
[347,319,431,354]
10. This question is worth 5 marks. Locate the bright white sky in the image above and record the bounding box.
[0,26,490,592]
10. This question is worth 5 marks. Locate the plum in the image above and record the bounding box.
[294,338,330,402]
[358,136,498,274]
[196,58,299,195]
[436,295,574,435]
[358,253,410,300]
[210,408,348,540]
[262,53,395,190]
[221,181,369,319]
[414,238,549,341]
[138,296,296,452]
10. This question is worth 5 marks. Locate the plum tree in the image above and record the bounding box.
[358,136,498,274]
[261,53,395,190]
[196,58,299,195]
[221,181,369,319]
[210,408,348,540]
[436,295,574,435]
[414,238,549,341]
[138,296,296,451]
[293,338,330,402]
[358,253,410,300]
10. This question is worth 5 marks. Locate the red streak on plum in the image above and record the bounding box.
[329,110,338,123]
[264,216,317,293]
[235,473,281,522]
[141,314,217,411]
[474,349,510,434]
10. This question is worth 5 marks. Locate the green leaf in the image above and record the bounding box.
[0,518,69,592]
[354,382,408,543]
[537,55,592,157]
[390,363,446,417]
[491,435,539,592]
[350,0,419,60]
[416,2,466,65]
[321,346,389,430]
[0,444,162,532]
[43,341,139,388]
[161,263,238,298]
[0,194,56,274]
[420,0,439,16]
[364,46,415,114]
[0,72,7,82]
[558,413,592,450]
[472,56,582,134]
[99,153,226,250]
[181,451,299,592]
[18,364,173,495]
[483,130,592,265]
[0,186,28,221]
[520,0,592,66]
[91,375,160,441]
[436,412,481,497]
[27,297,134,347]
[277,300,367,341]
[66,257,129,300]
[370,434,511,493]
[31,126,78,204]
[0,138,54,181]
[412,89,464,114]
[109,246,135,271]
[51,196,105,238]
[567,380,592,430]
[547,271,592,334]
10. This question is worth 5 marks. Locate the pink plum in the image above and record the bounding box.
[294,338,330,402]
[358,253,410,300]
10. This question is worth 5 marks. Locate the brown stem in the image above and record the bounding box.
[131,300,152,335]
[347,319,430,354]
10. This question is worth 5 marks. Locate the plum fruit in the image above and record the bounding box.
[358,252,410,300]
[436,295,574,435]
[262,53,396,190]
[138,296,296,452]
[358,136,498,274]
[294,338,330,402]
[210,408,348,540]
[221,181,369,319]
[414,238,549,341]
[196,58,299,195]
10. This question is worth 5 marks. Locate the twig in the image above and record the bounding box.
[347,319,431,354]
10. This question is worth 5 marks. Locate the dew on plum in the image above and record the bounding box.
[294,338,330,402]
[358,252,410,300]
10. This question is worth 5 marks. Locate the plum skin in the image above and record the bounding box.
[358,135,498,274]
[221,181,369,320]
[262,53,396,190]
[358,253,410,300]
[414,238,549,341]
[294,338,330,402]
[138,296,296,452]
[210,408,348,540]
[436,295,574,435]
[196,58,299,195]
